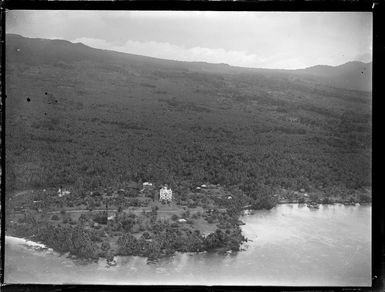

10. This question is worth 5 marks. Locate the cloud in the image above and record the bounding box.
[353,52,372,63]
[8,11,373,69]
[72,37,268,68]
[72,36,373,69]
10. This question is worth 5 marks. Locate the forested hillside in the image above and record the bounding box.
[5,34,371,198]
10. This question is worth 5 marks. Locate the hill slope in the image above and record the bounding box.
[5,34,372,197]
[292,61,372,92]
[6,34,371,92]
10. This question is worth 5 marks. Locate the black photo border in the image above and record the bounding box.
[0,1,383,291]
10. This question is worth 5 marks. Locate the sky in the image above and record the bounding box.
[6,11,372,69]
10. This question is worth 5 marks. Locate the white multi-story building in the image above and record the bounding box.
[159,186,172,202]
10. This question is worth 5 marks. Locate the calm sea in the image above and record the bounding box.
[4,204,371,286]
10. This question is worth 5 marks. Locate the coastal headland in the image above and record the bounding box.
[5,182,371,262]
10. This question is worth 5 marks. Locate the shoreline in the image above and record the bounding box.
[277,200,371,205]
[5,203,370,262]
[5,235,48,249]
[4,234,238,264]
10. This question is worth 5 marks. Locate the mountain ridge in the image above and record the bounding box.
[6,33,372,92]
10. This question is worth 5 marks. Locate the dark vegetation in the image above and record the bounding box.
[5,34,371,260]
[5,34,371,195]
[7,184,248,260]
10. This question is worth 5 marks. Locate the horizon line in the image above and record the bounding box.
[6,33,373,71]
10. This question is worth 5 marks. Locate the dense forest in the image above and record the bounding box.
[5,34,371,202]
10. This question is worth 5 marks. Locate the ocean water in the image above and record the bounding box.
[4,204,371,286]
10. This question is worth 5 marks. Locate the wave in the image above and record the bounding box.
[5,235,47,249]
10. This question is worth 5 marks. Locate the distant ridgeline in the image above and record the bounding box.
[6,34,371,201]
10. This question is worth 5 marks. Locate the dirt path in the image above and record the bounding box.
[46,209,184,214]
[13,190,36,197]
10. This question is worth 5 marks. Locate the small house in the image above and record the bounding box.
[178,219,187,223]
[90,191,101,197]
[141,182,155,193]
[58,188,70,197]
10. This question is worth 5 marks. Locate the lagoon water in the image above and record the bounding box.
[4,204,371,286]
